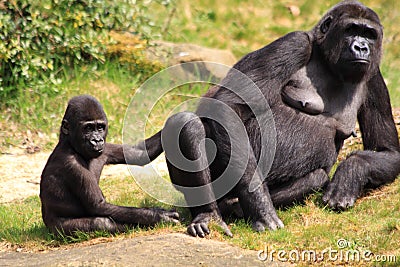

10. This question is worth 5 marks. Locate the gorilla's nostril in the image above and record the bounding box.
[352,41,370,55]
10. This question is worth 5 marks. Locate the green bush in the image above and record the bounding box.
[0,0,170,101]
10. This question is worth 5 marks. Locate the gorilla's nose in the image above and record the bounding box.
[90,136,104,147]
[351,40,370,57]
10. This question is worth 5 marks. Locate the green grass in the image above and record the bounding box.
[0,197,50,246]
[0,60,142,151]
[223,183,400,265]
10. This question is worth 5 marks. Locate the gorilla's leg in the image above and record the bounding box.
[207,115,284,233]
[49,217,126,235]
[269,169,329,208]
[217,169,329,218]
[218,197,244,219]
[162,112,232,237]
[234,158,285,232]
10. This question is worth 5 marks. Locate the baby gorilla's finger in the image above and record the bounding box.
[164,211,180,224]
[156,210,180,224]
[168,211,180,220]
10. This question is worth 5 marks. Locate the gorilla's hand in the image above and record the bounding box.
[322,158,363,210]
[323,179,360,211]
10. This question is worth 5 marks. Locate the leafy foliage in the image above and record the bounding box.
[0,0,170,100]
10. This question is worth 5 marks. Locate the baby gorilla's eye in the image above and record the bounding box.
[84,124,95,132]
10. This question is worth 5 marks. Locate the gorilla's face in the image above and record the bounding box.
[335,20,380,82]
[60,95,109,160]
[76,120,107,158]
[315,3,383,83]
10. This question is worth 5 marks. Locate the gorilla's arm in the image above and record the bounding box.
[356,71,400,186]
[230,31,313,103]
[105,131,163,165]
[360,72,400,153]
[234,31,312,79]
[67,157,179,225]
[323,71,400,210]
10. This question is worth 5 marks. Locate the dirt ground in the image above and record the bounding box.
[0,149,169,203]
[0,233,288,267]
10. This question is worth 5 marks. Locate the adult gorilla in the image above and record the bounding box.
[40,95,179,235]
[151,0,400,237]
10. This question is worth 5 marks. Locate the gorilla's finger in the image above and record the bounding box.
[252,221,266,232]
[187,224,197,237]
[200,223,210,235]
[194,223,206,238]
[218,221,233,237]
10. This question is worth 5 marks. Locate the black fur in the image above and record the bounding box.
[151,0,400,237]
[40,95,179,235]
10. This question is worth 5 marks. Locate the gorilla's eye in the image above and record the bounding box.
[83,124,95,133]
[98,124,106,132]
[364,28,378,40]
[345,24,378,40]
[321,17,332,33]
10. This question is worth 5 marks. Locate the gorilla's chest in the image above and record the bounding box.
[288,64,367,139]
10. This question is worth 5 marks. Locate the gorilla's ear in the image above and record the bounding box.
[61,119,70,135]
[320,16,332,34]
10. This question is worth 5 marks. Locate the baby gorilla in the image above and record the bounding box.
[40,95,179,235]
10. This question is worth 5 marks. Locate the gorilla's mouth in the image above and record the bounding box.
[350,59,370,64]
[89,144,104,154]
[88,140,105,154]
[92,147,104,153]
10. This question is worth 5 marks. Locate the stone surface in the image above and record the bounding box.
[0,233,286,267]
[145,40,237,80]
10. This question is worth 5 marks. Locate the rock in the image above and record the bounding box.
[108,32,237,81]
[0,233,288,267]
[145,41,237,80]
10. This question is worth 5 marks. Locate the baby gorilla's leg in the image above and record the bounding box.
[49,217,126,235]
